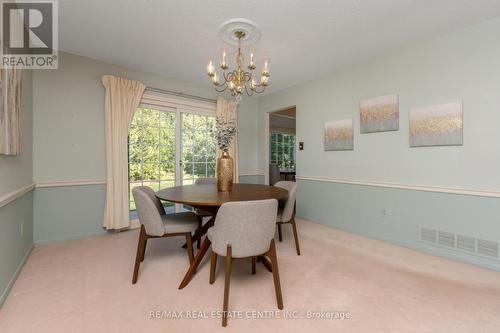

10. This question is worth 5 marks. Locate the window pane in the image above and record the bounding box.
[160,111,175,128]
[160,127,175,146]
[142,145,159,164]
[129,164,142,182]
[160,162,175,179]
[142,163,159,181]
[194,163,207,178]
[142,109,159,127]
[142,126,159,146]
[160,145,174,163]
[128,144,141,164]
[160,180,175,189]
[131,109,142,127]
[129,126,142,145]
[143,180,160,192]
[207,163,216,177]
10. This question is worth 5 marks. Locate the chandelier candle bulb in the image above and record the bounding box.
[207,61,215,76]
[212,72,219,84]
[220,51,228,69]
[263,58,269,75]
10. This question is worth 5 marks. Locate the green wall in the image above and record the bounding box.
[32,52,260,244]
[258,17,500,270]
[0,70,34,305]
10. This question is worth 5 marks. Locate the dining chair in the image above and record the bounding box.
[194,177,216,248]
[132,186,199,284]
[269,164,281,185]
[207,199,283,327]
[274,181,300,255]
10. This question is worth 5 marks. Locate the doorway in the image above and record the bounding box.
[264,107,297,185]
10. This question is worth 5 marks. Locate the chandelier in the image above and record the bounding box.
[206,30,270,101]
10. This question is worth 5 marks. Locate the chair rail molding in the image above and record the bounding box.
[296,175,500,198]
[0,183,35,208]
[35,179,107,188]
[239,172,264,176]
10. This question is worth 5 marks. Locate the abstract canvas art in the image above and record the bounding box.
[324,118,354,151]
[360,94,399,133]
[409,102,463,147]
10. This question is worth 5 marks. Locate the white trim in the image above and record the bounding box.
[264,112,270,185]
[0,183,35,208]
[141,90,216,115]
[270,113,296,120]
[239,172,264,176]
[35,179,106,188]
[296,175,500,198]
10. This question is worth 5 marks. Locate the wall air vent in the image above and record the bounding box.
[457,235,475,253]
[419,227,498,261]
[437,231,455,248]
[477,239,498,258]
[420,228,437,244]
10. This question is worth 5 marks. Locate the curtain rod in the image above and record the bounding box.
[145,87,216,104]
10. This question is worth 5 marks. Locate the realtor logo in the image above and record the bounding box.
[1,0,58,69]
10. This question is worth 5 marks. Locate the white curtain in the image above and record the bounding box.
[216,97,239,183]
[101,75,145,230]
[0,69,22,155]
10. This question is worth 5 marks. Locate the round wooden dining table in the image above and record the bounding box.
[156,183,288,289]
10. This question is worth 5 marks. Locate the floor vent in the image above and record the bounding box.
[477,239,498,258]
[420,227,499,260]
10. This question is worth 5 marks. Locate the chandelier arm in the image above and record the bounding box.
[244,85,254,96]
[244,72,252,82]
[253,85,266,94]
[215,73,229,87]
[214,85,228,93]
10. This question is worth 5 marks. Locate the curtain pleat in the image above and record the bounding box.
[0,68,22,155]
[102,75,145,230]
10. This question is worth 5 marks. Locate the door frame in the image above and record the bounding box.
[263,105,296,185]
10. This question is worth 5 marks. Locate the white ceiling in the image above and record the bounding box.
[60,0,500,94]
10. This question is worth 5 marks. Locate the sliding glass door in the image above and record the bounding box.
[128,107,216,215]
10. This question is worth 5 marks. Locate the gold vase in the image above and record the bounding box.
[217,151,233,192]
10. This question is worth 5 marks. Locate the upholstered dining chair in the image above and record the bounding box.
[194,177,217,248]
[274,181,300,255]
[132,186,199,284]
[207,199,283,327]
[269,164,281,185]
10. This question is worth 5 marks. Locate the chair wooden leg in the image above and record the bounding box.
[251,257,256,275]
[277,223,283,242]
[268,239,284,309]
[185,233,194,264]
[132,225,147,284]
[222,245,232,327]
[210,251,218,284]
[197,216,203,249]
[290,216,301,255]
[140,237,148,262]
[179,238,211,289]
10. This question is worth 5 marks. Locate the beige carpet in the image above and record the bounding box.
[1,219,500,332]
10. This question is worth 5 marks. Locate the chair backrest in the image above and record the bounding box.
[132,186,166,236]
[211,199,278,258]
[269,164,280,185]
[274,181,297,222]
[195,177,216,185]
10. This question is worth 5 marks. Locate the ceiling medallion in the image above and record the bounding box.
[206,18,270,102]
